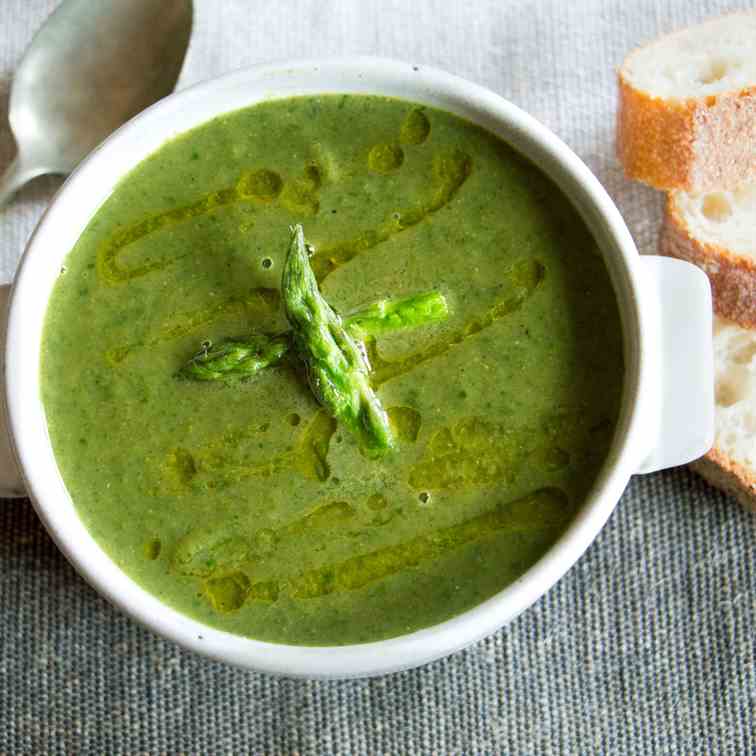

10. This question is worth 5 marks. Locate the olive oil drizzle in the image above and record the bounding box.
[408,415,571,491]
[105,288,279,365]
[96,148,471,287]
[198,487,571,612]
[309,148,471,281]
[171,498,359,582]
[158,407,338,492]
[156,260,544,497]
[90,105,574,620]
[368,259,545,386]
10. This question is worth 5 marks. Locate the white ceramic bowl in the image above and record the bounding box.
[0,58,714,678]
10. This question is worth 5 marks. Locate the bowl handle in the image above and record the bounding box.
[0,283,25,497]
[636,256,714,474]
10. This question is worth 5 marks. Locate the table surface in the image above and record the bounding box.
[1,0,754,753]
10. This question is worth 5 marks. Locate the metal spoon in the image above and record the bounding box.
[0,0,193,208]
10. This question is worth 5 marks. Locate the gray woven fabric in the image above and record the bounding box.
[3,473,754,753]
[1,1,755,753]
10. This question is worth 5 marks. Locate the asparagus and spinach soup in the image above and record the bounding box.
[40,95,624,645]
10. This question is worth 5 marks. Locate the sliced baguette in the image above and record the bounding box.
[617,12,756,192]
[660,184,756,328]
[691,317,756,512]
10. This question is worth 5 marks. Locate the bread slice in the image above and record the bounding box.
[617,12,756,193]
[691,317,756,512]
[660,184,756,328]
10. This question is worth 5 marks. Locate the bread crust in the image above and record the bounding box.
[617,74,695,191]
[691,447,756,513]
[659,194,756,328]
[617,72,756,193]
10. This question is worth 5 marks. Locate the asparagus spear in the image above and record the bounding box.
[345,290,448,338]
[283,224,394,455]
[180,335,289,382]
[179,290,448,381]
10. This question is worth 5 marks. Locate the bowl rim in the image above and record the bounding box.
[5,56,651,678]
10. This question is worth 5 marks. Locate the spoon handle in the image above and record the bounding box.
[0,154,49,209]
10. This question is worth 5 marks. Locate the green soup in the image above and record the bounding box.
[40,95,623,645]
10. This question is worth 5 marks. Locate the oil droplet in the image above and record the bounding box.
[400,108,431,145]
[247,580,280,602]
[286,500,356,535]
[387,406,422,442]
[160,447,197,492]
[236,168,283,201]
[171,527,249,577]
[408,408,578,492]
[408,417,520,491]
[261,257,273,270]
[368,143,404,174]
[203,572,251,612]
[280,178,320,216]
[303,162,323,189]
[294,409,337,482]
[143,538,161,560]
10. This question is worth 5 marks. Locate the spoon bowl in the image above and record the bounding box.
[0,0,193,207]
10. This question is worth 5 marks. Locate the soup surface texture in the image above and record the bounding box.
[40,95,623,645]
